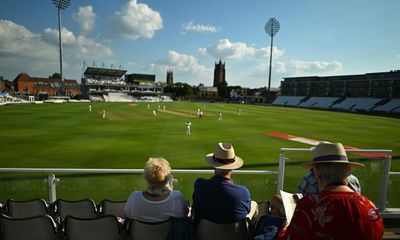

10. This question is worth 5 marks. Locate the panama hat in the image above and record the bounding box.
[205,143,244,170]
[302,142,364,169]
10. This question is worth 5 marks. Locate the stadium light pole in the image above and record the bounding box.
[51,0,71,96]
[265,18,280,99]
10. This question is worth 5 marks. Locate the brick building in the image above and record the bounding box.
[13,73,80,98]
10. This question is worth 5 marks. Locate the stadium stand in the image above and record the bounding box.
[0,93,27,105]
[272,96,304,106]
[106,92,134,102]
[331,97,382,111]
[297,97,339,109]
[373,98,400,113]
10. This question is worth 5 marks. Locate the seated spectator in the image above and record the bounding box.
[278,142,383,239]
[192,142,258,224]
[296,142,361,195]
[297,169,361,195]
[124,157,189,222]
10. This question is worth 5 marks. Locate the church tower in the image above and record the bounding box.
[213,59,226,87]
[166,70,173,85]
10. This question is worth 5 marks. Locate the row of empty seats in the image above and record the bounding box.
[373,98,400,112]
[298,97,338,109]
[273,96,400,113]
[331,97,381,111]
[0,198,269,240]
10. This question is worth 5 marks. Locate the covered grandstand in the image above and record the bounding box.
[274,70,400,114]
[81,67,164,102]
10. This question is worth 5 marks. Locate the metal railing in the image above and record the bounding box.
[0,168,278,203]
[277,148,394,211]
[0,148,397,212]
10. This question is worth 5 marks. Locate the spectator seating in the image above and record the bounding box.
[64,215,121,240]
[331,97,381,111]
[126,219,172,240]
[6,199,49,218]
[107,93,134,102]
[373,98,400,113]
[272,96,304,106]
[298,97,339,109]
[98,200,126,219]
[194,218,248,240]
[54,199,98,223]
[0,214,57,240]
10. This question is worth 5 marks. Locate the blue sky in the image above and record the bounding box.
[1,0,399,88]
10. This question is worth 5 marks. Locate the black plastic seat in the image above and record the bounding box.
[6,199,49,218]
[194,218,248,240]
[98,199,126,219]
[126,218,172,240]
[0,214,57,240]
[54,199,97,223]
[64,215,121,240]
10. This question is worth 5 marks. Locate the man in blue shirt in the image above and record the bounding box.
[192,142,257,224]
[296,169,361,195]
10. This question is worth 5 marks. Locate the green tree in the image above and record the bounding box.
[49,73,61,79]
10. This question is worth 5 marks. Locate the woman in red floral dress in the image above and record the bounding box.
[278,142,384,240]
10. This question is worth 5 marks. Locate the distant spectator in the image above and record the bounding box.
[192,143,258,224]
[278,142,383,239]
[124,157,189,222]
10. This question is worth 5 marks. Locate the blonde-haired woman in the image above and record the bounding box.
[124,157,189,222]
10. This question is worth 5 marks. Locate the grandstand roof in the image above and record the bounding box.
[84,67,127,77]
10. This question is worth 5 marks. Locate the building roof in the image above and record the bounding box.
[199,86,218,92]
[84,67,127,77]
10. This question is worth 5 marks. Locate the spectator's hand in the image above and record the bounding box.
[270,195,285,217]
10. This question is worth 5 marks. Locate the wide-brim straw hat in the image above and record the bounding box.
[205,143,244,170]
[302,142,364,169]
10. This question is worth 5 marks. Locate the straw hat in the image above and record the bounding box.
[205,143,244,170]
[302,142,364,169]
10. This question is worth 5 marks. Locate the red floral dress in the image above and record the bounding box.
[278,191,383,240]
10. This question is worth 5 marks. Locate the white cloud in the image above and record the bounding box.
[43,27,77,45]
[199,38,285,61]
[147,50,212,85]
[74,5,96,35]
[0,20,112,80]
[285,60,343,75]
[182,21,219,33]
[109,0,163,40]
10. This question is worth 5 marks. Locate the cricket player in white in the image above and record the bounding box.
[185,121,191,135]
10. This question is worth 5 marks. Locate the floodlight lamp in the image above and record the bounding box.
[265,18,280,37]
[52,0,71,10]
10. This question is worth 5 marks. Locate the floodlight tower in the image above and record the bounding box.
[51,0,71,95]
[265,17,280,95]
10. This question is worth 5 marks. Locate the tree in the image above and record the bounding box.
[49,73,61,79]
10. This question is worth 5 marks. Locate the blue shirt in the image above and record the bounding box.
[296,171,362,195]
[192,175,251,224]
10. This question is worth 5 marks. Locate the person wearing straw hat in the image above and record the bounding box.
[297,141,362,195]
[192,142,258,224]
[278,142,383,240]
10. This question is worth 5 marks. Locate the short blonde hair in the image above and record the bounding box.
[144,157,171,188]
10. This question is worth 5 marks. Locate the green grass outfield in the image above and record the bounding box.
[0,102,399,206]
